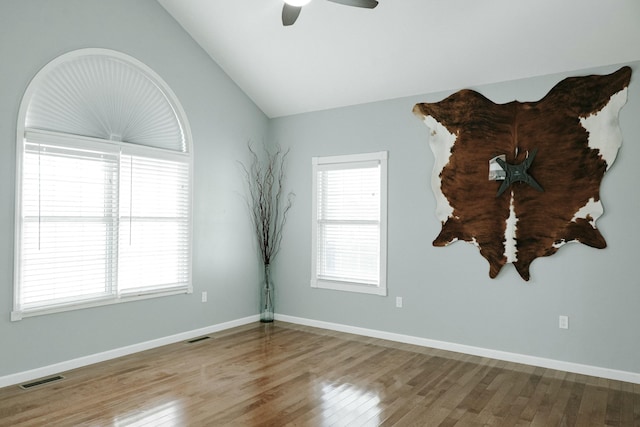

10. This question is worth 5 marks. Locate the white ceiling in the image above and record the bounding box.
[158,0,640,118]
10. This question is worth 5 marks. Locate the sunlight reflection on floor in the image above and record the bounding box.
[320,381,381,426]
[113,400,183,427]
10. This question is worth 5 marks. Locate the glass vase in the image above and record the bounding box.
[260,264,274,323]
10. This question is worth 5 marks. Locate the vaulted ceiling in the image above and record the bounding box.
[158,0,640,118]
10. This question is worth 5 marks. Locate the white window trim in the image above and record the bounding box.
[311,151,388,296]
[12,49,193,321]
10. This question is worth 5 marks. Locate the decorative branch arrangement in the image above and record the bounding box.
[240,141,295,322]
[240,141,295,266]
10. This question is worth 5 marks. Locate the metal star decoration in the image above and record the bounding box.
[495,148,544,197]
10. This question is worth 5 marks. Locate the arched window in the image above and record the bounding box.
[13,49,193,320]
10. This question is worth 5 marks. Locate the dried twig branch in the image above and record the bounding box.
[240,141,295,266]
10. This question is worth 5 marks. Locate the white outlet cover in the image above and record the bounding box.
[559,315,569,329]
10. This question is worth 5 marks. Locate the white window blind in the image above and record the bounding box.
[19,138,120,310]
[311,152,387,295]
[118,150,191,296]
[13,132,192,319]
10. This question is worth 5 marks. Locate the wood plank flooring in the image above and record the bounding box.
[1,322,639,426]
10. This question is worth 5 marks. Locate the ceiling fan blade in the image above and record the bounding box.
[282,4,302,26]
[326,0,378,8]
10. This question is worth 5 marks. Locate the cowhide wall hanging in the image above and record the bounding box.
[413,66,632,281]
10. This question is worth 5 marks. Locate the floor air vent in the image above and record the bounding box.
[20,375,65,390]
[187,336,210,344]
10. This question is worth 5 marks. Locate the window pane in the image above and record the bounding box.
[119,154,190,294]
[317,223,380,284]
[317,167,380,221]
[21,221,113,306]
[19,143,118,310]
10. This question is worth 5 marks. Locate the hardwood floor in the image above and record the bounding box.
[1,322,639,426]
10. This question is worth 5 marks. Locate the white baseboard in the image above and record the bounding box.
[0,315,259,389]
[4,313,638,389]
[276,314,640,385]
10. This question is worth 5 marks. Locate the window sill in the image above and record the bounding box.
[11,287,192,321]
[311,278,387,296]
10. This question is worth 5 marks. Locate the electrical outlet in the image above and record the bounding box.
[201,291,207,303]
[396,296,403,308]
[559,315,569,329]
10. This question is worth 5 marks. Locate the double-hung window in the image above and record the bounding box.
[13,49,192,320]
[311,151,388,295]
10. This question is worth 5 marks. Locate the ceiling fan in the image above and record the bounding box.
[282,0,379,26]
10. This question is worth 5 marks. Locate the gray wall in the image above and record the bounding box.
[270,62,640,374]
[0,0,267,376]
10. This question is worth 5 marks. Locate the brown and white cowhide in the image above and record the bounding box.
[413,66,632,281]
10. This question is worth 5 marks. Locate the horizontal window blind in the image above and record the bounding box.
[19,140,119,311]
[316,166,381,285]
[14,133,192,319]
[118,152,191,295]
